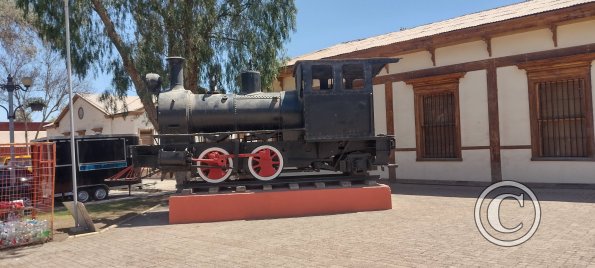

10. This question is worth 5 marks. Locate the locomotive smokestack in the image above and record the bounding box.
[167,57,185,91]
[240,70,261,94]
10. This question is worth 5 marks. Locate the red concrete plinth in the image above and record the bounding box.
[169,184,392,224]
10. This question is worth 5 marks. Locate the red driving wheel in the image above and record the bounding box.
[196,147,233,183]
[247,145,284,181]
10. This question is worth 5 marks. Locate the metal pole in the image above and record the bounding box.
[7,75,16,184]
[64,0,79,228]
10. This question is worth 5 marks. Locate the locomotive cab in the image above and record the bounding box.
[293,59,398,141]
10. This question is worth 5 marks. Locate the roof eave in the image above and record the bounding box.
[281,1,595,74]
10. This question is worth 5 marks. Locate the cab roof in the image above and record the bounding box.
[293,58,399,78]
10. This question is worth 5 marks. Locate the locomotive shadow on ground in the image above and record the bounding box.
[115,210,400,227]
[111,207,366,228]
[114,208,170,228]
[386,181,595,204]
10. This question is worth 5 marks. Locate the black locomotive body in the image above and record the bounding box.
[132,57,398,189]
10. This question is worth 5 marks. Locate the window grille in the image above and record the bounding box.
[420,92,458,158]
[408,73,464,161]
[536,78,588,157]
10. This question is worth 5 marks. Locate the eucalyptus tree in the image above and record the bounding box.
[16,0,297,126]
[1,0,89,139]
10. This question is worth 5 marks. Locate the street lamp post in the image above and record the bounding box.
[1,74,39,183]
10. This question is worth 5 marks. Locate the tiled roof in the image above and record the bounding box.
[44,93,145,128]
[78,93,145,115]
[288,0,593,65]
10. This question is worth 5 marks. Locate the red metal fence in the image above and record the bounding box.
[0,142,55,249]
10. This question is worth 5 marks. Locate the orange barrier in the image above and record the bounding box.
[1,143,55,249]
[169,184,392,224]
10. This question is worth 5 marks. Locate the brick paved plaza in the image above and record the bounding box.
[1,183,594,267]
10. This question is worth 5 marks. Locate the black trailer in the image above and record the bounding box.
[35,135,141,202]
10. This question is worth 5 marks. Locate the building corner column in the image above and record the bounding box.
[487,62,502,182]
[385,82,397,181]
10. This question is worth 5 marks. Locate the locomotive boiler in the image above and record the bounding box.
[132,56,398,189]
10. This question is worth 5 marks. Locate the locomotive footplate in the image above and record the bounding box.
[182,174,382,194]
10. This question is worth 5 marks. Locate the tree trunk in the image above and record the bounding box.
[90,0,158,128]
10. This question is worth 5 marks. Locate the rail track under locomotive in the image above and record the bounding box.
[131,57,399,191]
[183,174,381,194]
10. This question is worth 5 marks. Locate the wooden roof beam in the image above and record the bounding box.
[373,44,595,85]
[427,47,436,66]
[483,37,492,57]
[550,24,558,47]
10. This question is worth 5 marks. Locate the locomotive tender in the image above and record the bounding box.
[132,57,398,189]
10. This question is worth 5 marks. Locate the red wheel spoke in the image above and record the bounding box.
[248,146,283,181]
[206,168,226,179]
[197,147,233,183]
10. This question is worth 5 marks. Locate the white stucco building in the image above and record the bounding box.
[44,93,155,144]
[275,0,595,184]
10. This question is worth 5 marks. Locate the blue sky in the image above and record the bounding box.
[92,0,523,92]
[287,0,522,57]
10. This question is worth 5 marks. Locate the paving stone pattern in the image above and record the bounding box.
[1,183,594,267]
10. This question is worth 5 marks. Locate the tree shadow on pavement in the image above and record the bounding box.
[0,242,44,260]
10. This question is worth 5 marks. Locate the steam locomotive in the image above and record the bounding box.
[131,57,398,189]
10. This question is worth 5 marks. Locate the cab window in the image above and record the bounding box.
[311,65,333,90]
[342,64,365,90]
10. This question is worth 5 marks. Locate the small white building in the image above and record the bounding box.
[44,93,155,144]
[275,0,595,184]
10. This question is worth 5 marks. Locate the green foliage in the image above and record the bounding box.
[16,0,296,95]
[1,1,89,139]
[99,89,127,115]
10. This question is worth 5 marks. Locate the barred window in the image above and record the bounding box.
[409,73,463,161]
[536,78,590,157]
[521,57,594,160]
[419,92,459,159]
